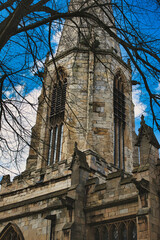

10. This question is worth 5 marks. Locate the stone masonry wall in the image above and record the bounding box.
[32,48,134,173]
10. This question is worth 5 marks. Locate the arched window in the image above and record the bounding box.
[95,228,100,240]
[102,226,108,240]
[129,222,137,240]
[48,67,67,165]
[50,77,67,121]
[120,223,127,240]
[113,71,125,169]
[0,222,24,240]
[112,225,119,240]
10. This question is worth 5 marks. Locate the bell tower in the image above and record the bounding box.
[26,0,134,173]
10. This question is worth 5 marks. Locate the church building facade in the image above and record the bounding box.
[0,0,159,239]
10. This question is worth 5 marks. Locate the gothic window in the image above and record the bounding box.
[48,68,67,165]
[0,223,24,240]
[129,222,137,240]
[95,228,100,240]
[113,225,119,240]
[50,78,67,121]
[113,72,125,169]
[102,226,108,240]
[92,219,136,240]
[120,223,127,240]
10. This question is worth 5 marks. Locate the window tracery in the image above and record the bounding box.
[48,67,67,165]
[95,228,100,240]
[120,223,127,240]
[94,219,137,240]
[129,221,137,240]
[113,71,125,169]
[0,223,24,240]
[102,226,108,240]
[112,225,119,240]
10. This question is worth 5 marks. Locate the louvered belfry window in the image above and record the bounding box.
[48,68,67,165]
[113,72,125,169]
[50,79,67,121]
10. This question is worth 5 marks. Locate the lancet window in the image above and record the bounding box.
[120,223,127,240]
[102,227,108,240]
[112,225,118,240]
[95,229,100,240]
[113,72,125,169]
[129,222,137,240]
[48,68,67,165]
[0,223,24,240]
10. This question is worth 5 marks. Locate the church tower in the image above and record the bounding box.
[26,0,134,173]
[1,1,160,240]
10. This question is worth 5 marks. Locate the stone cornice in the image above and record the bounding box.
[0,188,68,213]
[84,195,138,213]
[88,214,137,226]
[137,207,151,217]
[0,203,65,224]
[47,47,131,72]
[0,174,71,198]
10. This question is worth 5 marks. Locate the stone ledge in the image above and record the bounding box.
[107,170,123,180]
[0,188,68,212]
[94,183,106,192]
[0,203,65,224]
[85,177,99,186]
[0,174,71,198]
[47,47,131,72]
[137,208,151,216]
[120,176,133,185]
[132,165,149,173]
[62,222,74,230]
[84,195,138,212]
[88,214,136,226]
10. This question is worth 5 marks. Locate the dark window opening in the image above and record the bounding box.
[102,227,108,240]
[48,123,64,165]
[0,223,25,240]
[129,222,137,240]
[50,220,56,240]
[50,79,67,122]
[113,72,125,169]
[112,225,119,240]
[48,68,67,165]
[95,228,100,240]
[120,223,127,240]
[93,219,136,240]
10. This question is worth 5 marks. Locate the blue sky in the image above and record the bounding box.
[115,0,160,139]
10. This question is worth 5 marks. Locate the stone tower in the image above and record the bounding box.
[26,0,134,173]
[0,1,160,240]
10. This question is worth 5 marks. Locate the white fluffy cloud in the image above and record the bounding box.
[156,82,160,91]
[51,29,62,54]
[132,86,147,118]
[30,58,45,75]
[52,30,62,45]
[0,87,41,179]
